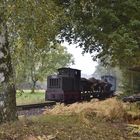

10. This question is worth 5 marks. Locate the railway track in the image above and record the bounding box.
[17,101,56,116]
[17,101,56,111]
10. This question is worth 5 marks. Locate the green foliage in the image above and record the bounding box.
[121,69,140,96]
[58,0,140,67]
[0,1,74,89]
[93,61,121,77]
[32,44,72,81]
[2,0,64,47]
[1,0,139,69]
[0,0,73,122]
[13,42,74,90]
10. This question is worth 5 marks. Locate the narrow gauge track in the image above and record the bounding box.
[17,101,56,116]
[17,101,56,111]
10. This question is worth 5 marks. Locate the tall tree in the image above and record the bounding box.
[13,42,74,93]
[57,0,140,67]
[0,22,17,122]
[0,0,64,122]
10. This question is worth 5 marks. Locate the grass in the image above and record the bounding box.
[42,98,140,139]
[2,97,139,140]
[16,90,45,105]
[0,114,129,140]
[124,102,140,126]
[44,98,126,121]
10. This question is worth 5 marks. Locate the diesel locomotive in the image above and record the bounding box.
[45,67,116,103]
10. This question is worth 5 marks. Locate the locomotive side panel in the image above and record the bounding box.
[62,77,74,91]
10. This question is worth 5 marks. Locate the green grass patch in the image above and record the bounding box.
[16,90,45,105]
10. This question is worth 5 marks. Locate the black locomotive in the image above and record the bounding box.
[46,67,116,103]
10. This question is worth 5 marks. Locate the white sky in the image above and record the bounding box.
[63,42,98,76]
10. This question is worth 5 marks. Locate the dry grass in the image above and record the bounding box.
[124,102,140,125]
[0,114,129,140]
[44,98,126,121]
[1,98,137,140]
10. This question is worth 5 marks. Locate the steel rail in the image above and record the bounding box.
[17,101,56,110]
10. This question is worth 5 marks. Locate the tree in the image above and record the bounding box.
[13,42,74,93]
[0,2,17,123]
[0,0,64,123]
[57,0,140,67]
[0,25,17,122]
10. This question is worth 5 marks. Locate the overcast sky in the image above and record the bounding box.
[63,42,98,76]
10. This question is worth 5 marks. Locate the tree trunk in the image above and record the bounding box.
[0,24,17,123]
[31,80,37,93]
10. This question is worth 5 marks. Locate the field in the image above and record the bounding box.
[16,90,45,105]
[1,98,140,140]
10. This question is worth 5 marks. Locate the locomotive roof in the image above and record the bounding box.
[58,67,81,71]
